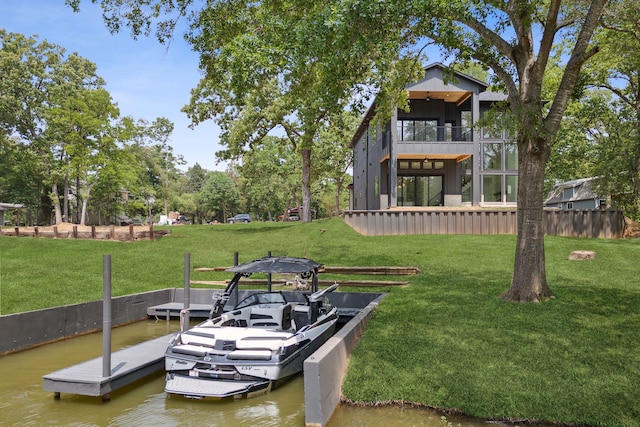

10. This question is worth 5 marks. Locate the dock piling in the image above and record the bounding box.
[102,255,112,380]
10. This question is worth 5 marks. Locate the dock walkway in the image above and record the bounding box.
[43,333,174,399]
[147,302,211,319]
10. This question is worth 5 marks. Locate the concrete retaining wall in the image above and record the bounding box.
[0,289,172,355]
[304,293,386,427]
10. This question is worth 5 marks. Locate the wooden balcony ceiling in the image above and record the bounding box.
[408,90,472,105]
[382,154,472,162]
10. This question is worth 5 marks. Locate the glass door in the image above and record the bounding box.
[398,176,443,206]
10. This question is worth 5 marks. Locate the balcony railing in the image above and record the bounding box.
[397,125,472,142]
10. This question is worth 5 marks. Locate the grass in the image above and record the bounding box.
[1,218,639,426]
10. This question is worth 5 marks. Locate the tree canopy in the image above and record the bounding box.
[69,0,614,302]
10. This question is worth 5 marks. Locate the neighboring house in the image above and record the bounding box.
[543,177,608,210]
[349,63,515,210]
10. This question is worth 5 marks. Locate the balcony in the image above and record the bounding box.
[397,124,472,142]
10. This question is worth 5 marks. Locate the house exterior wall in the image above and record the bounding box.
[549,199,600,210]
[543,178,607,211]
[351,63,515,211]
[351,64,518,210]
[352,126,387,210]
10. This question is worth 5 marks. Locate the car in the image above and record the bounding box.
[120,217,143,226]
[227,213,252,224]
[173,215,192,225]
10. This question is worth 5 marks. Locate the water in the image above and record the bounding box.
[0,320,507,426]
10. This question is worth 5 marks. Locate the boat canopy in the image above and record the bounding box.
[226,257,321,275]
[209,257,323,319]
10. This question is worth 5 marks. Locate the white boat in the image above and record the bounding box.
[164,256,339,399]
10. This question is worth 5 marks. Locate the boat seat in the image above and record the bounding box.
[292,305,311,331]
[249,303,293,330]
[281,303,292,330]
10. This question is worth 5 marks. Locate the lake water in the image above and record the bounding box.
[0,319,511,426]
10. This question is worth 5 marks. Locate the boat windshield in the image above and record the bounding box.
[235,292,287,309]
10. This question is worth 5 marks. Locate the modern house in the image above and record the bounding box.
[349,63,516,210]
[543,177,608,210]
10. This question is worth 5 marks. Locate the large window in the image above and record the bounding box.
[460,157,472,203]
[398,176,443,206]
[481,141,518,203]
[506,175,517,202]
[505,143,518,170]
[481,111,514,139]
[481,175,518,203]
[461,175,472,203]
[483,175,503,202]
[397,120,438,141]
[483,143,503,170]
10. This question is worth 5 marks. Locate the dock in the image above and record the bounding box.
[147,302,212,319]
[43,333,174,400]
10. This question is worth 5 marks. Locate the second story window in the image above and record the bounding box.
[481,111,515,140]
[397,120,437,141]
[482,142,518,171]
[483,143,503,170]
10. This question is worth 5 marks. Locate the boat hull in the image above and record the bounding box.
[164,312,338,399]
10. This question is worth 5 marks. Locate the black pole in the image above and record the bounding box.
[232,252,239,306]
[267,251,272,292]
[183,253,190,330]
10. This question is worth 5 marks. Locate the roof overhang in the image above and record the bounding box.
[408,90,472,106]
[381,154,472,163]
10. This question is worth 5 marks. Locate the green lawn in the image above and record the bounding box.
[1,218,638,426]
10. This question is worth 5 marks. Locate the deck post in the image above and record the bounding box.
[103,255,112,379]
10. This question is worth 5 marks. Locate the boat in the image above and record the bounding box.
[164,256,339,399]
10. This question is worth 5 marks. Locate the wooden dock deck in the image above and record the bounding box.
[43,333,174,400]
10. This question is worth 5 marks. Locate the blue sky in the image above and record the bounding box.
[1,1,226,172]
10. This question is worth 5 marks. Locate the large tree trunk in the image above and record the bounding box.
[301,147,312,222]
[79,183,94,226]
[63,174,69,223]
[51,182,63,225]
[334,176,343,216]
[501,134,554,302]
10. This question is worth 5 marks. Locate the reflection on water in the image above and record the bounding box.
[0,320,506,427]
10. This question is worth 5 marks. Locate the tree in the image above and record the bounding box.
[0,31,111,225]
[584,0,640,218]
[0,136,48,224]
[46,83,121,225]
[125,117,182,218]
[314,111,358,216]
[310,0,608,302]
[199,171,239,222]
[237,136,301,221]
[145,117,177,216]
[69,0,609,301]
[184,163,207,193]
[68,1,358,224]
